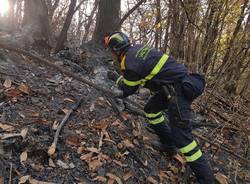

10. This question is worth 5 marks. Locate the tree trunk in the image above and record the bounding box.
[163,1,172,52]
[155,0,161,49]
[82,0,99,43]
[220,0,248,72]
[169,0,186,60]
[92,0,121,44]
[224,11,250,94]
[15,0,23,26]
[200,0,224,73]
[22,0,50,45]
[46,0,60,23]
[7,0,17,31]
[184,0,199,71]
[239,67,250,96]
[54,0,77,53]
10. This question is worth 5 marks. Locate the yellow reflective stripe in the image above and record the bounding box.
[185,150,202,162]
[148,116,165,125]
[145,112,162,118]
[116,76,123,86]
[144,54,169,81]
[120,55,126,70]
[122,54,169,87]
[123,79,142,86]
[179,140,197,154]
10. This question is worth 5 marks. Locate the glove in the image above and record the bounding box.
[107,71,120,82]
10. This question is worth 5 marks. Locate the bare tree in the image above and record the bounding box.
[82,0,99,43]
[155,0,161,49]
[46,0,60,22]
[7,0,18,31]
[22,0,50,45]
[54,0,86,53]
[92,0,121,44]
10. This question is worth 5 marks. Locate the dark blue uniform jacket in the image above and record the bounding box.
[118,44,188,97]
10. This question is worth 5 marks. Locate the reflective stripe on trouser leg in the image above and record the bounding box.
[179,140,202,162]
[145,111,165,125]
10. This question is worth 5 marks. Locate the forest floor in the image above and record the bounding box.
[0,42,249,184]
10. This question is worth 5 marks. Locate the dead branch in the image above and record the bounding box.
[178,0,203,33]
[9,163,12,184]
[74,0,87,13]
[118,0,147,29]
[0,42,141,110]
[0,128,28,140]
[48,96,84,156]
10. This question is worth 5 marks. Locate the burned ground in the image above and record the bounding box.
[0,45,249,184]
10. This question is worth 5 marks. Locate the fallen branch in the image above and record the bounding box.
[0,42,141,109]
[9,163,12,184]
[0,128,28,140]
[0,42,114,94]
[48,97,84,156]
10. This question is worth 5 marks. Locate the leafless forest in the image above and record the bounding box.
[0,0,249,184]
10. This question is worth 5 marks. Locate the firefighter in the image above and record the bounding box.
[104,31,214,184]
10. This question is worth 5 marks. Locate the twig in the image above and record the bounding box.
[124,101,144,116]
[178,0,203,33]
[74,0,87,13]
[234,162,239,184]
[48,96,84,156]
[1,133,22,140]
[9,163,12,184]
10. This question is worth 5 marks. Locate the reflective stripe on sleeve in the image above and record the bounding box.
[122,54,169,87]
[116,76,123,86]
[123,79,142,86]
[179,140,197,154]
[185,149,202,162]
[144,54,169,81]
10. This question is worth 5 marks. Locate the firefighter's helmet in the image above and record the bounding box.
[104,31,130,56]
